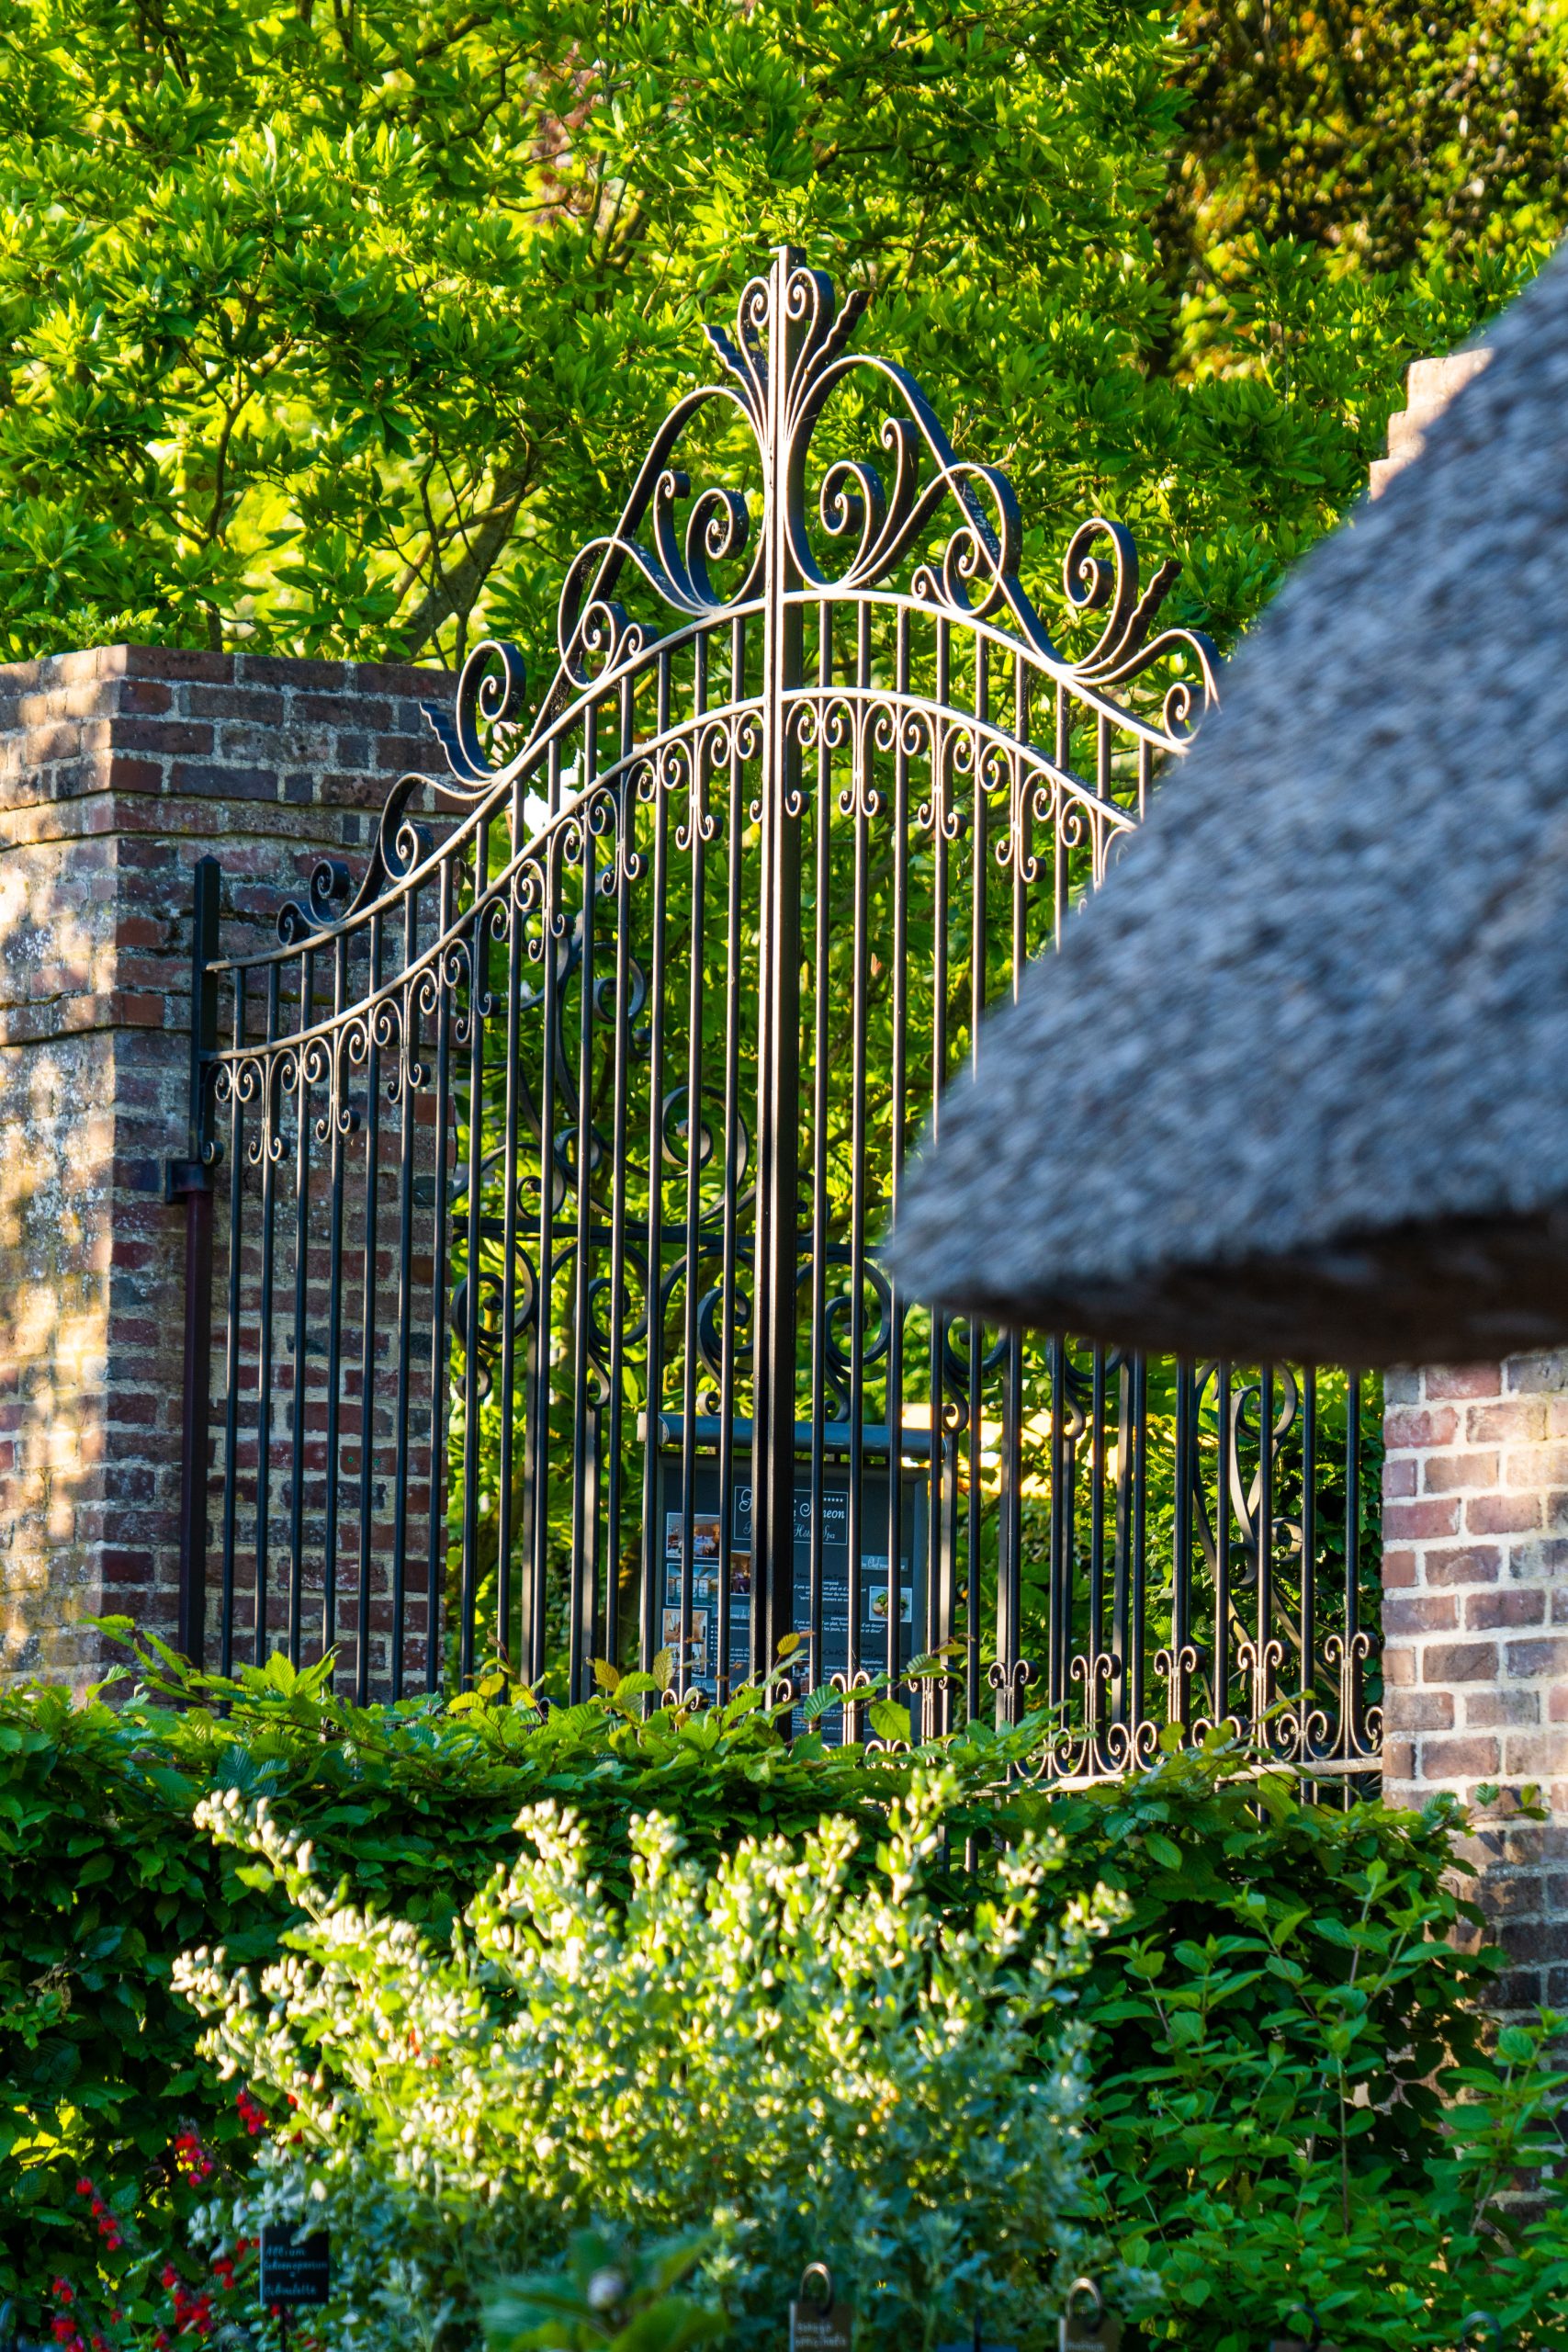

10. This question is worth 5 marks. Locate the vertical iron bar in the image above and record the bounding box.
[570,707,602,1699]
[1213,1363,1233,1728]
[389,893,421,1699]
[494,800,525,1683]
[716,616,747,1702]
[286,946,314,1668]
[1301,1367,1318,1742]
[530,755,562,1685]
[676,645,709,1702]
[219,967,245,1677]
[808,605,831,1702]
[424,873,452,1695]
[175,856,220,1666]
[638,730,671,1676]
[355,917,384,1701]
[750,246,805,1683]
[457,846,487,1689]
[253,964,282,1668]
[604,671,637,1673]
[322,931,349,1678]
[886,607,911,1721]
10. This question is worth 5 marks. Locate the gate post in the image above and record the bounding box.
[750,247,806,1681]
[167,855,220,1664]
[1373,351,1566,2022]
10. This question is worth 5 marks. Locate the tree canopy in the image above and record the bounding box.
[1,0,1563,670]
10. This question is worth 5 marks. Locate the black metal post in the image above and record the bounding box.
[169,855,220,1666]
[750,247,806,1683]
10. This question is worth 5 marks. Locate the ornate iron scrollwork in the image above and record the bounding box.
[182,246,1374,1789]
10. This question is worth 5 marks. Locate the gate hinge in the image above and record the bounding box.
[163,1157,213,1204]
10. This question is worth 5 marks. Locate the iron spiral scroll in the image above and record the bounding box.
[177,248,1379,1791]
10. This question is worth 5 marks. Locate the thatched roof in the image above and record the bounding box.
[886,247,1568,1368]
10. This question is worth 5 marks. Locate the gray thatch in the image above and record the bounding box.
[886,245,1568,1369]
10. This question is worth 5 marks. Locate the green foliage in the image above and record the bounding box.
[0,1636,903,2319]
[8,1629,1551,2347]
[1160,1,1568,284]
[483,2228,729,2352]
[0,0,1182,665]
[179,1770,1110,2352]
[6,0,1561,671]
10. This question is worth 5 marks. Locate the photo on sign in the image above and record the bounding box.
[661,1607,710,1675]
[664,1513,722,1564]
[728,1549,751,1595]
[868,1586,913,1625]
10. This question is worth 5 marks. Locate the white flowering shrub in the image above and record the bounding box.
[177,1770,1115,2352]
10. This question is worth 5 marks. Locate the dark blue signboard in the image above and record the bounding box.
[654,1419,928,1724]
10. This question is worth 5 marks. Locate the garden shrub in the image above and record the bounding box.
[6,1629,1564,2347]
[0,1634,904,2314]
[178,1770,1111,2352]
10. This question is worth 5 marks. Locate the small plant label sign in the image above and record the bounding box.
[1059,2279,1120,2352]
[790,2265,851,2352]
[257,2226,331,2307]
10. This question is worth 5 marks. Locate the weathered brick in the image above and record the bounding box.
[1506,1637,1568,1679]
[1416,1735,1500,1780]
[1382,1591,1459,1634]
[1467,1397,1549,1444]
[1421,1639,1499,1683]
[1466,1589,1546,1630]
[1384,1405,1458,1449]
[0,643,452,1691]
[1421,1543,1500,1587]
[1423,1447,1498,1493]
[1383,1496,1462,1541]
[1464,1491,1543,1535]
[1426,1364,1504,1401]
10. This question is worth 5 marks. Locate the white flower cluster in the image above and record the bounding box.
[178,1769,1117,2352]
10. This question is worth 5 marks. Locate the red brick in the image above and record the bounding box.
[1383,1497,1462,1541]
[1416,1736,1500,1779]
[1385,1689,1455,1732]
[1421,1543,1500,1588]
[1384,1405,1458,1449]
[1467,1398,1550,1443]
[1464,1690,1540,1730]
[1506,1638,1568,1679]
[1466,1589,1545,1630]
[1382,1592,1459,1635]
[125,645,232,683]
[103,753,164,794]
[1420,1639,1498,1683]
[1424,1448,1499,1494]
[1464,1492,1543,1536]
[1425,1364,1504,1401]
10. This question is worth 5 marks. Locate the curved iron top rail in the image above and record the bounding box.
[175,250,1377,1790]
[224,250,1214,969]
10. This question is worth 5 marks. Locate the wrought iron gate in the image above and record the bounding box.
[173,249,1381,1780]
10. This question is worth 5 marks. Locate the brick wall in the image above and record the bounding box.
[1382,1360,1568,2011]
[1371,349,1567,2016]
[0,643,452,1687]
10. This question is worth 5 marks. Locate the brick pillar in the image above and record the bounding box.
[1371,348,1567,2015]
[1382,1363,1568,2012]
[0,645,452,1688]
